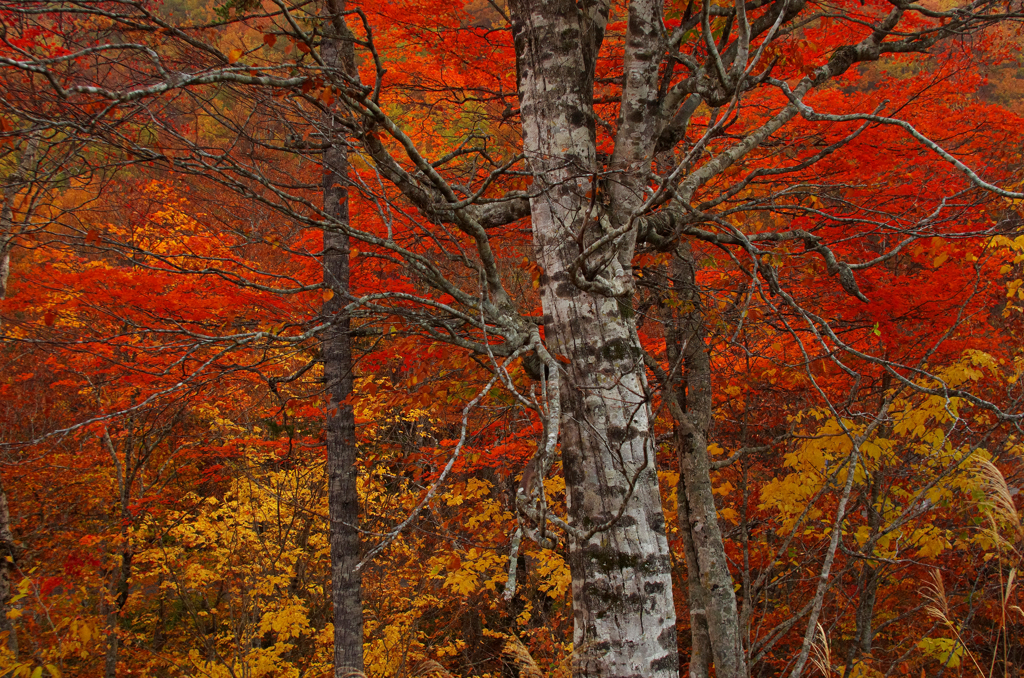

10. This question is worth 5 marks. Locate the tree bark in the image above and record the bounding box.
[509,2,678,677]
[0,240,10,307]
[675,479,712,678]
[102,531,133,678]
[0,478,15,659]
[100,427,136,678]
[322,16,364,675]
[665,245,747,678]
[0,140,35,661]
[0,137,35,308]
[0,236,15,659]
[843,471,883,678]
[103,547,132,678]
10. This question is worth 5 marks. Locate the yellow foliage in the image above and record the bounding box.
[131,461,333,678]
[533,550,571,599]
[917,637,964,667]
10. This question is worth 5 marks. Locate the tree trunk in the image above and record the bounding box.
[0,144,32,658]
[322,18,364,676]
[0,240,10,307]
[0,478,15,659]
[100,427,136,678]
[843,471,883,678]
[102,533,133,678]
[103,547,132,678]
[675,478,712,678]
[510,2,678,676]
[0,136,35,308]
[665,245,747,678]
[0,238,15,661]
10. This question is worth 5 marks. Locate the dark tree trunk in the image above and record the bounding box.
[104,546,132,678]
[322,15,363,675]
[843,471,884,678]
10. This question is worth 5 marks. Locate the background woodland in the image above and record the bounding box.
[1,0,1024,677]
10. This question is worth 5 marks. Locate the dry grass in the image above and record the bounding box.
[975,457,1023,542]
[921,568,951,626]
[808,623,833,676]
[502,634,544,678]
[920,568,987,677]
[410,659,455,678]
[912,457,1024,678]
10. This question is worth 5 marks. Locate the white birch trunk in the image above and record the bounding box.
[510,2,678,676]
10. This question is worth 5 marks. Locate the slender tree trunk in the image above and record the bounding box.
[0,246,15,658]
[102,623,119,678]
[102,525,133,678]
[665,245,747,678]
[322,13,363,674]
[0,478,15,659]
[845,563,879,673]
[675,478,712,678]
[0,136,35,309]
[843,471,883,678]
[510,2,678,676]
[103,546,132,678]
[0,140,35,660]
[0,240,10,307]
[101,429,134,678]
[661,256,711,678]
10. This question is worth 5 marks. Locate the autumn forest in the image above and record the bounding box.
[0,0,1023,677]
